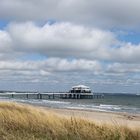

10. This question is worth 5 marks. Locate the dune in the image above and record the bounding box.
[0,102,139,140]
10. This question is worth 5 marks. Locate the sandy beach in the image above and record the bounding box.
[40,107,140,129]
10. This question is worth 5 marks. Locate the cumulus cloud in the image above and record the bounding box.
[0,58,101,72]
[0,30,12,52]
[6,22,116,59]
[107,63,140,73]
[1,0,140,29]
[1,56,140,92]
[0,21,140,63]
[108,43,140,63]
[0,58,101,84]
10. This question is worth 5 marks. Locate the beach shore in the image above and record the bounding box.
[40,106,140,129]
[0,102,139,140]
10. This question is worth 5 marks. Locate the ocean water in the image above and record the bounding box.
[0,93,140,114]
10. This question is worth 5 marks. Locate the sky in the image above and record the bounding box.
[0,0,140,93]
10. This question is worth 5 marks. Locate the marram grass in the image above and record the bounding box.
[0,102,139,140]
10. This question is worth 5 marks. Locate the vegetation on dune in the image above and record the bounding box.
[0,102,139,140]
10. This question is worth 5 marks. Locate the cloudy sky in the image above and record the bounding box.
[0,0,140,93]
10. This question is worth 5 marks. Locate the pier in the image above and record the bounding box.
[0,92,104,99]
[0,85,104,99]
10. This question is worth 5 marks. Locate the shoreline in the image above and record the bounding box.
[1,100,140,129]
[37,105,140,129]
[0,95,140,114]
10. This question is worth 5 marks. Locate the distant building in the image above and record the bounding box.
[69,85,92,94]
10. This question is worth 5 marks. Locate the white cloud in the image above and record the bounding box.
[0,30,12,52]
[43,58,101,72]
[0,58,101,72]
[107,63,140,73]
[1,0,140,29]
[7,22,116,59]
[1,57,140,90]
[0,58,101,83]
[108,43,140,63]
[0,22,139,63]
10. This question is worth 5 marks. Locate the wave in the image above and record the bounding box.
[99,104,121,110]
[0,97,139,114]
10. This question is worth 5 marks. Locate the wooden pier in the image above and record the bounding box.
[1,92,104,100]
[0,85,105,100]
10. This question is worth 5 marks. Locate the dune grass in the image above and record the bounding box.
[0,102,139,140]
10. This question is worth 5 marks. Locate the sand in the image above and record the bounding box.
[41,107,140,129]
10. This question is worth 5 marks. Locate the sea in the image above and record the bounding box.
[0,93,140,114]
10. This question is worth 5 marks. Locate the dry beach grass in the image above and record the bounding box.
[0,102,139,140]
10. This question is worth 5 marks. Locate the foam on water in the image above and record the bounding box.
[98,104,121,110]
[66,106,109,112]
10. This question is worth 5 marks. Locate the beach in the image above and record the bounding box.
[0,102,139,140]
[40,106,140,129]
[0,94,140,130]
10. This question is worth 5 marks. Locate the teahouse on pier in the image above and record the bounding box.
[63,85,93,99]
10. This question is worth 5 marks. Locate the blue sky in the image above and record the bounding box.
[117,31,140,45]
[0,20,8,29]
[0,0,140,93]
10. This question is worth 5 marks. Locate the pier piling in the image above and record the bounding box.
[26,94,28,99]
